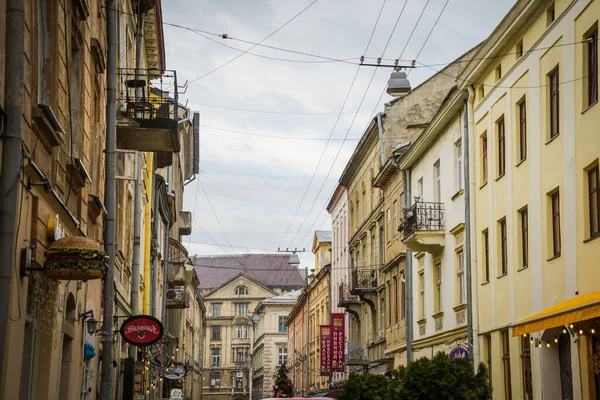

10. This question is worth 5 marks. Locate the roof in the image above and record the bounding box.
[192,254,305,291]
[262,289,302,303]
[314,230,332,244]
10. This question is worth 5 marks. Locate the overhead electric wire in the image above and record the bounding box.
[273,0,388,259]
[188,102,371,115]
[285,0,409,251]
[186,0,321,84]
[200,124,361,141]
[267,0,390,285]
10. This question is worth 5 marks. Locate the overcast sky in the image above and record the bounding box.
[162,0,516,269]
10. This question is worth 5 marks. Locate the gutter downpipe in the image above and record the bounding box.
[403,168,413,363]
[129,6,145,359]
[376,113,385,166]
[465,86,479,365]
[0,0,24,388]
[100,0,118,398]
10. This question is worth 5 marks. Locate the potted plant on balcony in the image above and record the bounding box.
[44,236,106,281]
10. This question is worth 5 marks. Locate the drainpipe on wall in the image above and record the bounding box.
[129,6,145,359]
[403,169,413,363]
[376,113,385,166]
[463,97,474,365]
[99,0,118,397]
[0,0,25,388]
[466,86,480,365]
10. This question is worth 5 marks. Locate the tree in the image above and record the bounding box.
[338,373,391,400]
[386,352,492,400]
[272,364,294,398]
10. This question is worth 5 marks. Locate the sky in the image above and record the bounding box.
[161,0,516,269]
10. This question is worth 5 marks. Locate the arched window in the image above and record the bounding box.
[65,293,76,323]
[234,286,249,296]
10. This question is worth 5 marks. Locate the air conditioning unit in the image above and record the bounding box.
[166,288,190,309]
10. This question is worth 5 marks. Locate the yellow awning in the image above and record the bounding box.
[512,291,600,337]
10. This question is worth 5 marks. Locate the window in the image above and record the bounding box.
[434,262,442,313]
[456,140,463,191]
[371,229,376,267]
[363,244,367,269]
[516,39,524,59]
[212,326,221,340]
[482,134,488,184]
[234,286,248,295]
[379,227,385,266]
[457,250,465,305]
[495,64,502,82]
[386,282,391,327]
[393,276,399,324]
[234,347,249,363]
[499,219,507,276]
[211,347,221,367]
[356,199,359,225]
[483,230,490,282]
[549,68,560,139]
[434,161,441,202]
[519,208,529,269]
[586,29,598,106]
[278,347,288,366]
[419,271,425,320]
[212,303,221,317]
[521,335,533,399]
[546,3,555,26]
[278,316,288,333]
[502,330,513,400]
[589,166,600,236]
[551,191,561,257]
[497,117,506,177]
[387,208,391,241]
[393,201,398,235]
[518,99,527,162]
[235,325,248,339]
[418,178,424,198]
[400,272,406,320]
[235,303,249,316]
[485,334,493,385]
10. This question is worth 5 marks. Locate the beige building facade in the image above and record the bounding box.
[251,290,300,400]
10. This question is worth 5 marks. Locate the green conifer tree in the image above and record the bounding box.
[272,364,294,398]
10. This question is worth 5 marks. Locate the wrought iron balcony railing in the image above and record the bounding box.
[403,200,444,237]
[338,282,361,306]
[117,68,178,122]
[351,268,377,291]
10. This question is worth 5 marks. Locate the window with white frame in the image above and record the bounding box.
[211,347,221,367]
[457,250,465,305]
[235,324,248,339]
[434,161,441,202]
[393,201,398,235]
[278,316,288,333]
[234,285,249,295]
[418,178,424,199]
[234,303,249,316]
[278,346,288,365]
[387,208,391,241]
[456,140,463,191]
[434,262,442,313]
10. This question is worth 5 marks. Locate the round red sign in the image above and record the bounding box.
[119,315,164,347]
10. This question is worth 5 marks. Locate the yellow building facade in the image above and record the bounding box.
[458,0,600,397]
[307,231,332,393]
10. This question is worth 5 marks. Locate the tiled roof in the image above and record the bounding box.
[193,254,305,291]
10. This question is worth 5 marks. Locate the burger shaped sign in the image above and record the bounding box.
[120,315,164,347]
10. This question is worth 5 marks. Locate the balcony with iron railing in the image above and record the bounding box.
[401,200,445,253]
[351,268,378,292]
[338,282,361,308]
[116,68,181,153]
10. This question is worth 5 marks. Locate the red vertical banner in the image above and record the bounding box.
[319,325,332,376]
[331,313,345,372]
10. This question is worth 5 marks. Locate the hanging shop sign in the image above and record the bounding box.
[119,315,164,347]
[164,365,186,380]
[449,346,469,360]
[331,313,345,372]
[319,325,332,376]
